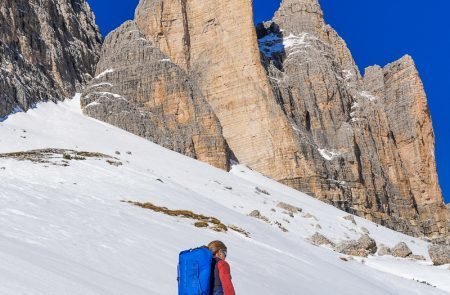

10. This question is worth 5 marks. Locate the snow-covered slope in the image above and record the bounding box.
[0,97,448,295]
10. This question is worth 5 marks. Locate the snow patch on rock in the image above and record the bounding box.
[318,148,341,161]
[360,91,378,102]
[94,69,115,80]
[258,32,310,58]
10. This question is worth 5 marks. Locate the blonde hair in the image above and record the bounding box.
[208,240,227,255]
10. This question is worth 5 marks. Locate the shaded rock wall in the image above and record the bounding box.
[81,21,229,170]
[81,0,447,239]
[258,0,447,238]
[0,0,101,117]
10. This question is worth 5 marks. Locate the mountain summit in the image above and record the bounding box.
[0,0,448,240]
[258,0,448,239]
[0,1,449,293]
[79,0,449,240]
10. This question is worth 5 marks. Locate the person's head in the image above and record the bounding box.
[208,240,228,260]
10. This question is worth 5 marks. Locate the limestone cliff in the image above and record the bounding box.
[81,21,230,170]
[0,0,102,117]
[258,0,447,238]
[81,0,447,239]
[134,0,302,178]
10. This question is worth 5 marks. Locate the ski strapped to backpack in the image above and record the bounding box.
[178,246,213,295]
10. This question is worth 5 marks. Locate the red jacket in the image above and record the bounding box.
[213,258,236,295]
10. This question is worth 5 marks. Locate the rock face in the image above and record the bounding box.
[256,0,448,239]
[0,0,101,117]
[343,215,357,225]
[391,242,413,258]
[378,242,425,260]
[334,234,377,257]
[310,232,334,247]
[81,21,229,169]
[428,244,450,265]
[134,0,301,176]
[81,0,447,239]
[277,202,302,216]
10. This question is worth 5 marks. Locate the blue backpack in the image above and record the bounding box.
[178,246,213,295]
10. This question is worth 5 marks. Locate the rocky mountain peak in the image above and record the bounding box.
[79,0,448,240]
[276,0,323,17]
[394,54,415,64]
[121,0,303,176]
[258,0,448,239]
[81,19,230,170]
[274,0,324,35]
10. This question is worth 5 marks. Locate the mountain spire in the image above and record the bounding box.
[273,0,325,34]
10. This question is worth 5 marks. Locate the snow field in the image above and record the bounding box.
[0,97,448,294]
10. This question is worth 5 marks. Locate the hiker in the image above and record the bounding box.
[208,241,236,295]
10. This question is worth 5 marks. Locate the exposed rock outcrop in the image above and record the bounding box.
[249,210,270,224]
[310,232,334,247]
[257,0,448,239]
[0,0,101,117]
[277,202,302,216]
[80,0,447,240]
[134,0,303,177]
[81,21,229,169]
[428,244,450,266]
[391,242,413,258]
[343,215,357,225]
[334,234,377,257]
[378,242,426,260]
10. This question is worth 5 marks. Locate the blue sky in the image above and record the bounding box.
[89,0,449,203]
